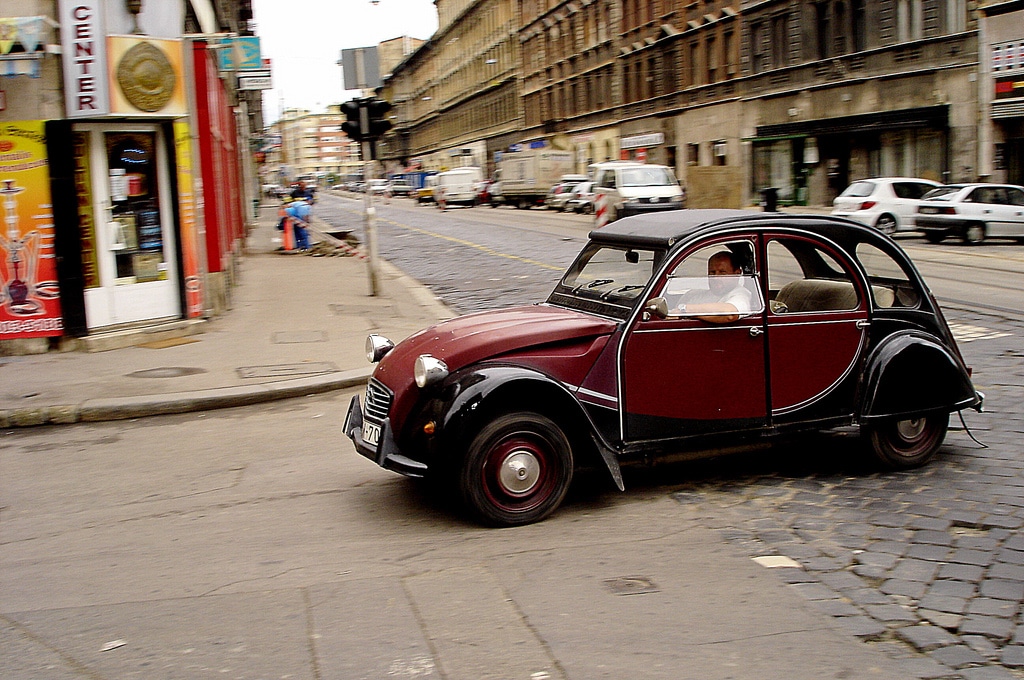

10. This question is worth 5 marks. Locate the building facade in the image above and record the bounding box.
[0,0,261,354]
[382,0,995,208]
[979,0,1024,185]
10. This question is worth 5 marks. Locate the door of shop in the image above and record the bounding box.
[75,123,180,329]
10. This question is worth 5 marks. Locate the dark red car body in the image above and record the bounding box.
[345,210,982,525]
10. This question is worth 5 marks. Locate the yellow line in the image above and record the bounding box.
[379,218,565,272]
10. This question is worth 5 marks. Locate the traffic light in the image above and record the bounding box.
[366,98,393,139]
[341,99,364,142]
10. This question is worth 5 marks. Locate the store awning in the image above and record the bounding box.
[754,105,949,139]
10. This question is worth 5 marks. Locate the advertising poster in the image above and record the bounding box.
[174,121,204,317]
[0,121,63,338]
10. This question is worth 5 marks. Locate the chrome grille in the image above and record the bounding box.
[364,378,393,422]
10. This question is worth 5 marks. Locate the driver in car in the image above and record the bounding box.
[676,251,752,323]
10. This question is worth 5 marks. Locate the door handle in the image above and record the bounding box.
[856,320,870,329]
[749,326,764,337]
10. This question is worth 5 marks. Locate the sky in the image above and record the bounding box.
[251,0,439,123]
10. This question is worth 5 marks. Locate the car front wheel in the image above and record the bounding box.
[864,412,948,469]
[460,412,573,526]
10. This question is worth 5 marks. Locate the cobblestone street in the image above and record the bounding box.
[667,308,1024,679]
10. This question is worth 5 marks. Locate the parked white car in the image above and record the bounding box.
[831,178,942,235]
[916,183,1024,244]
[565,181,596,214]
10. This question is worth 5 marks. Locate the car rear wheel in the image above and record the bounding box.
[875,214,897,235]
[964,223,986,245]
[924,232,945,244]
[864,412,948,469]
[460,412,573,526]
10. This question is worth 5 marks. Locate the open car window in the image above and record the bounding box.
[663,240,764,319]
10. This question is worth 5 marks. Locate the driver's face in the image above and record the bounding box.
[707,256,741,293]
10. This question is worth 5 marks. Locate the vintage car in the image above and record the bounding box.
[344,210,983,526]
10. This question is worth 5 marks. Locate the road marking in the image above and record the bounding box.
[382,219,565,272]
[949,323,1011,343]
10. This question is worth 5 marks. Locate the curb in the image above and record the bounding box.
[0,368,373,429]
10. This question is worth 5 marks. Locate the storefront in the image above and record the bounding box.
[748,106,950,206]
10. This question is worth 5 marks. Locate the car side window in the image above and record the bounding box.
[893,183,915,199]
[1009,188,1024,206]
[663,240,764,319]
[854,242,921,309]
[767,239,860,314]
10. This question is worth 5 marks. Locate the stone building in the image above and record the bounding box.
[382,0,989,208]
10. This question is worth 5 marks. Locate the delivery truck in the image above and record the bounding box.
[494,150,576,208]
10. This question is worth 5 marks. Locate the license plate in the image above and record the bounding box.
[362,421,381,447]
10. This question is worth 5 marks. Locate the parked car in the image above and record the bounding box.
[417,175,439,204]
[544,177,587,210]
[916,183,1024,244]
[389,179,416,197]
[831,177,943,235]
[344,210,982,526]
[367,179,392,196]
[590,161,685,222]
[565,181,596,214]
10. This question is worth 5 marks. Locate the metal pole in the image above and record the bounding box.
[363,140,379,296]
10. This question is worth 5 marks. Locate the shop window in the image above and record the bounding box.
[105,132,167,284]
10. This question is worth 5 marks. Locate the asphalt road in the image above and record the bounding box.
[3,194,1023,679]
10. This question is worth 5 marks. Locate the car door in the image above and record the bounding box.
[621,237,768,441]
[764,234,869,422]
[990,187,1024,237]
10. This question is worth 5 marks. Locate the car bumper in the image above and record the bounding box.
[344,395,428,477]
[916,216,969,233]
[620,202,683,217]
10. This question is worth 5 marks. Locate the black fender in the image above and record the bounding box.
[859,331,980,420]
[431,364,624,491]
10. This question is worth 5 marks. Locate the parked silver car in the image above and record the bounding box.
[831,177,942,234]
[916,183,1024,244]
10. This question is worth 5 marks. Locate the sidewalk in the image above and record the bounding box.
[0,203,455,428]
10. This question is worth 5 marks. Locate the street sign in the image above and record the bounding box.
[341,47,381,90]
[237,70,272,90]
[217,36,262,71]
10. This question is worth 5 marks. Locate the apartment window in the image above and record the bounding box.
[771,14,788,68]
[690,41,701,85]
[945,0,966,33]
[687,142,700,166]
[706,35,717,83]
[815,2,830,59]
[723,30,734,78]
[852,0,867,51]
[713,140,727,166]
[897,0,922,42]
[751,23,767,74]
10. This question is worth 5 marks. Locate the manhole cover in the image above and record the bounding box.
[237,362,338,379]
[603,576,659,596]
[128,367,208,379]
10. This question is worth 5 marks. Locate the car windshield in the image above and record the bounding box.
[922,186,962,201]
[620,167,676,187]
[840,181,877,198]
[554,244,658,314]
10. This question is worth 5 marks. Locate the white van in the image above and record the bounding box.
[591,161,684,222]
[437,166,485,207]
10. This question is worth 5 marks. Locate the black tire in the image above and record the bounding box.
[875,214,897,236]
[582,202,594,215]
[460,412,573,526]
[924,232,945,244]
[863,412,948,469]
[963,223,986,245]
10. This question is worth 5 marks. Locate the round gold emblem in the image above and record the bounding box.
[116,42,176,112]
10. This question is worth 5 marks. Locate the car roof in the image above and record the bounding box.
[588,209,894,251]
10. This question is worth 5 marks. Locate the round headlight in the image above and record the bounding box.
[414,355,449,388]
[365,334,394,363]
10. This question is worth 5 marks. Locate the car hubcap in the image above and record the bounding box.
[498,450,541,494]
[896,418,926,442]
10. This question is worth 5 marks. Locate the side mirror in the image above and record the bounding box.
[643,297,669,320]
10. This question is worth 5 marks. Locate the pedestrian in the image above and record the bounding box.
[436,184,447,212]
[285,194,312,251]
